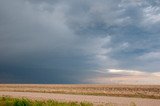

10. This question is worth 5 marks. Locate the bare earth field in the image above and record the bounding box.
[0,84,160,99]
[1,91,160,106]
[0,84,160,106]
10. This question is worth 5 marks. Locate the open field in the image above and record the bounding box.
[0,84,160,99]
[1,92,160,106]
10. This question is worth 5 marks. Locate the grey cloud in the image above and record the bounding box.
[0,0,160,83]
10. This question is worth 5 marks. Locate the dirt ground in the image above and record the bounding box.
[0,91,160,106]
[0,84,160,99]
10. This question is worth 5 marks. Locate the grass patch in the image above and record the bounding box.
[0,96,93,106]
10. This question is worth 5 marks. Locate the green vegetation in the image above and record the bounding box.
[0,96,93,106]
[0,96,137,106]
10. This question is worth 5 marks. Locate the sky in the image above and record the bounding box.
[0,0,160,84]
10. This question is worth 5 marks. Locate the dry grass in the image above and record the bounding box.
[0,84,160,99]
[0,96,93,106]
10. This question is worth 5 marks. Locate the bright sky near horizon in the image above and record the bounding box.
[0,0,160,84]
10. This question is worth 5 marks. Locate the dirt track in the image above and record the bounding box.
[0,92,160,106]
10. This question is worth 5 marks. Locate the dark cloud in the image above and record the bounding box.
[0,0,160,83]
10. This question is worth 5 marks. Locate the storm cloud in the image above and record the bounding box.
[0,0,160,84]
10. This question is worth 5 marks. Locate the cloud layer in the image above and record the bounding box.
[86,69,160,84]
[0,0,160,84]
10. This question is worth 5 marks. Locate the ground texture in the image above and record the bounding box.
[0,84,160,99]
[0,91,160,106]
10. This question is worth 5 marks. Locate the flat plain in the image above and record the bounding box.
[0,84,160,99]
[1,91,160,106]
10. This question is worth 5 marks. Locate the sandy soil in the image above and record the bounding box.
[0,91,160,106]
[0,84,160,99]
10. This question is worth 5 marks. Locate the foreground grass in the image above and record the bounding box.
[0,97,93,106]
